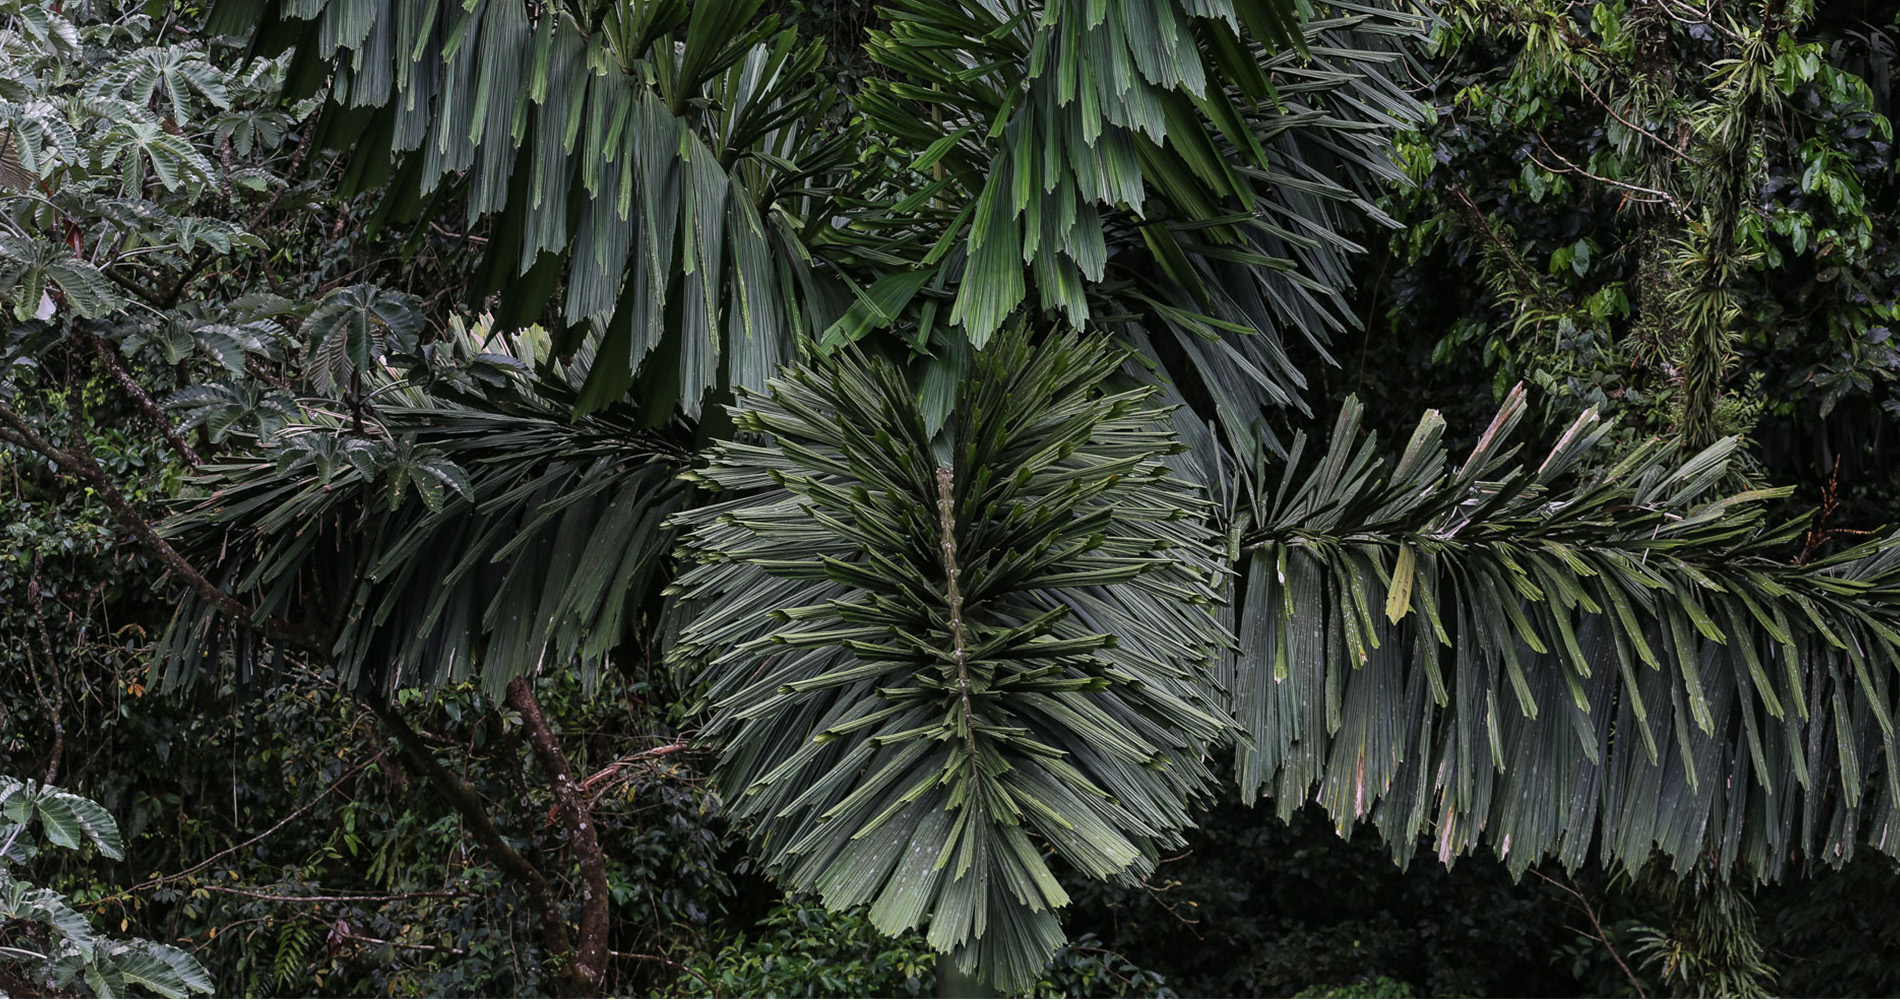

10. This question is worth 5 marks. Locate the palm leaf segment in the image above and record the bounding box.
[1237,387,1900,878]
[857,1,1423,434]
[866,0,1307,343]
[213,0,1424,429]
[154,341,689,696]
[211,0,846,416]
[668,329,1229,990]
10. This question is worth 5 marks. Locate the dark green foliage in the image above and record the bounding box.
[674,899,941,997]
[1294,978,1417,998]
[1063,798,1582,998]
[155,324,692,697]
[27,670,732,999]
[0,381,177,777]
[1070,798,1900,998]
[1760,853,1900,997]
[1235,386,1900,877]
[1370,0,1900,519]
[674,897,1175,998]
[670,329,1229,989]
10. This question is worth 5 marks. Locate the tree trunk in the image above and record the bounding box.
[507,677,612,997]
[366,697,579,984]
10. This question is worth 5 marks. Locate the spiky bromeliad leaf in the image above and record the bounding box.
[669,329,1230,991]
[1233,385,1900,878]
[153,343,691,697]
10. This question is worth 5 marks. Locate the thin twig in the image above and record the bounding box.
[428,222,489,245]
[1530,134,1688,219]
[106,753,382,901]
[81,327,202,466]
[202,886,469,904]
[1533,870,1648,998]
[1567,65,1684,155]
[302,914,470,956]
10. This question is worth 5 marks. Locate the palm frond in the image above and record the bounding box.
[862,0,1301,344]
[208,0,848,416]
[153,338,691,696]
[851,1,1425,432]
[1233,386,1900,877]
[668,327,1230,992]
[1126,3,1427,442]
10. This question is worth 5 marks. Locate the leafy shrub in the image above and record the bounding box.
[673,900,938,998]
[673,897,1173,998]
[1,777,213,998]
[1293,977,1416,998]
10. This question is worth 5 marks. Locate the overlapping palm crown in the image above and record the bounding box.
[152,0,1900,988]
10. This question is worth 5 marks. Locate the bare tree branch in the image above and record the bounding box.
[1530,133,1689,220]
[1533,870,1648,998]
[508,677,611,997]
[80,327,202,466]
[365,695,577,975]
[204,886,470,904]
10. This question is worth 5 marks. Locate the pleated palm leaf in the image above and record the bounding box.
[667,328,1229,990]
[1232,387,1900,877]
